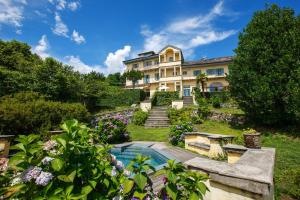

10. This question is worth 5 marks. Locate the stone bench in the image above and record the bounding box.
[184,132,235,158]
[184,147,275,200]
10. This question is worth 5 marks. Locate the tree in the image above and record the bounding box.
[106,72,125,86]
[123,70,143,89]
[196,72,208,97]
[227,4,300,125]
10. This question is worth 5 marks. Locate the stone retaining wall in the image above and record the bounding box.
[208,111,245,125]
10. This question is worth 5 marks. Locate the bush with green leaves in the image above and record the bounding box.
[211,96,221,108]
[169,121,194,146]
[197,97,210,119]
[152,91,179,106]
[227,4,300,125]
[95,114,129,143]
[168,107,203,125]
[159,160,208,199]
[0,119,208,199]
[132,109,148,125]
[0,92,90,135]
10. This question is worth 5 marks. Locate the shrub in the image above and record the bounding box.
[168,107,203,125]
[152,91,179,106]
[227,5,300,125]
[98,89,146,108]
[211,96,221,108]
[169,121,193,146]
[132,109,148,125]
[0,92,90,135]
[96,114,129,143]
[197,97,210,119]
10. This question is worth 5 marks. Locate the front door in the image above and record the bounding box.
[183,86,191,96]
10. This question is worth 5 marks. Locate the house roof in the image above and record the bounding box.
[182,56,233,67]
[123,54,159,64]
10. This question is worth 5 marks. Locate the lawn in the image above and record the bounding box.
[128,120,300,199]
[127,124,169,142]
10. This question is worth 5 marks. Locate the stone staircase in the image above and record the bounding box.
[144,106,170,128]
[183,96,193,106]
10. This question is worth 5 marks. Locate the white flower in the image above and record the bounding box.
[111,166,117,176]
[116,160,124,170]
[10,176,22,186]
[123,169,131,177]
[35,171,53,186]
[43,140,58,151]
[41,157,54,165]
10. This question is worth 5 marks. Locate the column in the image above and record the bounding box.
[179,66,182,75]
[174,81,176,91]
[180,81,183,97]
[164,68,167,78]
[158,69,161,79]
[173,66,176,76]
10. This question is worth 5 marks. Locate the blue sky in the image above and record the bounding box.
[0,0,299,74]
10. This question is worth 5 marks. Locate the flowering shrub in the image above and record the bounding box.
[1,119,208,199]
[96,114,130,143]
[169,121,194,145]
[1,120,128,199]
[168,107,203,125]
[132,109,148,125]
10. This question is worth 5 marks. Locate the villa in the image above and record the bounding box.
[123,45,233,98]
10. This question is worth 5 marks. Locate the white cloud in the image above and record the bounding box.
[0,0,24,27]
[33,35,50,59]
[67,1,80,11]
[104,45,131,74]
[56,0,66,10]
[141,0,236,57]
[71,30,85,44]
[64,55,103,74]
[52,12,68,37]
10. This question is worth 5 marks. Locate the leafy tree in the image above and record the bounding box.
[227,4,300,125]
[107,72,125,86]
[0,40,41,72]
[196,72,208,97]
[123,70,143,89]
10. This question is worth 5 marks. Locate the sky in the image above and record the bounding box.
[0,0,299,75]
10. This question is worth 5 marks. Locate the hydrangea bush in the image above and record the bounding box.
[1,119,208,199]
[169,121,194,146]
[96,114,130,143]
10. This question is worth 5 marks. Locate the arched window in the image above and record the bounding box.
[209,82,223,92]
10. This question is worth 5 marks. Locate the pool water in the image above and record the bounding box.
[110,146,168,167]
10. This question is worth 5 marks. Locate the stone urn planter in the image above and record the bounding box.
[243,129,261,149]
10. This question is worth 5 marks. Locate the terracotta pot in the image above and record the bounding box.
[243,132,261,149]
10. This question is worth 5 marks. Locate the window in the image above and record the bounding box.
[144,75,150,84]
[206,68,224,76]
[182,71,187,75]
[193,70,201,76]
[160,55,164,62]
[209,82,223,92]
[144,61,152,67]
[154,60,159,65]
[132,63,139,69]
[155,73,160,80]
[172,71,178,76]
[169,57,174,62]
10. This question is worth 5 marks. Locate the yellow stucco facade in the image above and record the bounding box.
[123,45,233,98]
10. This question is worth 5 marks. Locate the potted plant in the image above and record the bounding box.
[243,128,261,149]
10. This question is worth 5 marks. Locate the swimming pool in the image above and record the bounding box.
[110,144,169,169]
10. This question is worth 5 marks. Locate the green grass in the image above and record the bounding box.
[128,124,169,142]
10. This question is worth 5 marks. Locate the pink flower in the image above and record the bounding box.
[0,158,8,171]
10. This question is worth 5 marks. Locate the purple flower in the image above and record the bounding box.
[123,169,131,177]
[111,166,117,176]
[41,157,54,165]
[35,172,53,186]
[162,176,168,185]
[0,158,8,171]
[22,166,42,182]
[116,160,124,170]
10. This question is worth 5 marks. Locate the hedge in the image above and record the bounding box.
[0,92,90,135]
[97,89,146,108]
[152,91,179,106]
